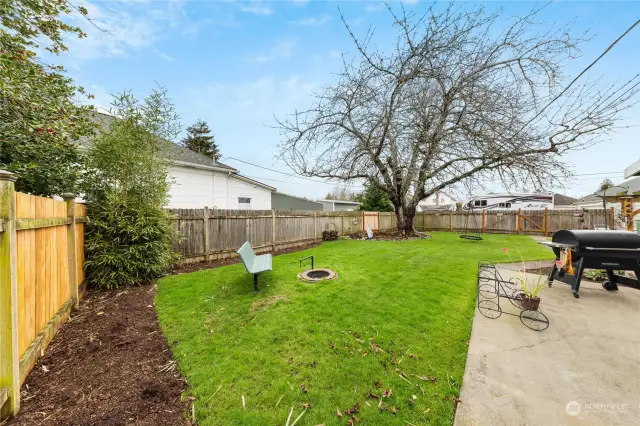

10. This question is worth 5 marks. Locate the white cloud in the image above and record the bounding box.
[154,49,176,62]
[295,15,332,26]
[62,0,204,62]
[364,2,384,13]
[247,40,296,63]
[239,2,273,16]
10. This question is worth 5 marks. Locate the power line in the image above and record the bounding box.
[513,18,640,137]
[223,156,364,186]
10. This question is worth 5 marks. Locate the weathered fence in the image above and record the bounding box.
[170,207,613,264]
[169,209,363,263]
[0,171,87,420]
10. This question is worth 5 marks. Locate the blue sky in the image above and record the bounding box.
[60,1,640,201]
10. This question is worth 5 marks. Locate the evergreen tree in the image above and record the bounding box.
[356,184,394,212]
[597,178,615,192]
[182,119,220,160]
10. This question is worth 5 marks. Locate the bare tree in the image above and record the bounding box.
[277,4,639,233]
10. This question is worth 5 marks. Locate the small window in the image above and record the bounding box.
[474,200,481,207]
[499,203,506,208]
[238,197,251,208]
[480,200,487,207]
[505,202,512,208]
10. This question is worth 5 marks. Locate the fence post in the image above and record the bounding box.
[0,170,19,419]
[271,210,276,251]
[62,194,79,310]
[481,210,487,234]
[450,211,453,232]
[543,208,548,236]
[313,211,317,241]
[516,209,521,234]
[609,207,615,230]
[203,207,210,262]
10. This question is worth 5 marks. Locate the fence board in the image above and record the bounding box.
[4,192,88,393]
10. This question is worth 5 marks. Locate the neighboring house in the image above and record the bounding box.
[462,193,577,211]
[78,113,276,209]
[571,194,612,209]
[624,158,640,178]
[417,191,457,212]
[272,192,323,211]
[318,199,362,211]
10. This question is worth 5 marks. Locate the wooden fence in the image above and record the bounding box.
[171,207,614,264]
[0,171,87,420]
[170,209,363,263]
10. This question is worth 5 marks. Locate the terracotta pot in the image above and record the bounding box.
[519,296,541,311]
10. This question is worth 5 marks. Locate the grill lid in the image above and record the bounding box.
[551,230,640,250]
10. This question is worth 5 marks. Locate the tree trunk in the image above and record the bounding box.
[395,205,416,234]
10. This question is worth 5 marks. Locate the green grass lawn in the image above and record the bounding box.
[156,232,553,426]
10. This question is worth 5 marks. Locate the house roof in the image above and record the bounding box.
[553,193,578,206]
[595,177,640,197]
[318,199,362,205]
[231,174,276,192]
[572,194,603,204]
[624,159,640,179]
[78,112,238,172]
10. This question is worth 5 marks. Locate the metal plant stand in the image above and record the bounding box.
[477,262,550,331]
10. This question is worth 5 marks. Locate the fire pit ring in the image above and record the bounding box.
[297,268,337,283]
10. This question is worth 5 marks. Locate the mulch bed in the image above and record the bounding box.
[346,230,432,241]
[171,242,320,274]
[524,267,637,283]
[8,286,190,426]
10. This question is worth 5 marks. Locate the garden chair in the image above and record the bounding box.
[237,242,272,291]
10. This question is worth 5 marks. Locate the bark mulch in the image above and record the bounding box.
[7,286,190,426]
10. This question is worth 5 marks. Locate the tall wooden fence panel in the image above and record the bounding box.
[170,209,363,264]
[1,172,87,420]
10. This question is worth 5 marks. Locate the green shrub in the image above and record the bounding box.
[85,196,175,289]
[83,88,180,289]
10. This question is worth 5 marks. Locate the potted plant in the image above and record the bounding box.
[502,248,546,311]
[517,277,546,311]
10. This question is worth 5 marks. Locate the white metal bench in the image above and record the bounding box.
[237,242,272,291]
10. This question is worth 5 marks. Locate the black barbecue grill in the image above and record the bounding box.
[540,230,640,298]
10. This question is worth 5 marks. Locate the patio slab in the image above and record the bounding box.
[455,262,640,426]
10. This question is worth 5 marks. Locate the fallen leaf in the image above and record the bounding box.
[329,341,335,349]
[382,389,393,398]
[302,402,312,409]
[417,375,428,381]
[361,352,368,358]
[300,384,308,393]
[391,406,398,415]
[96,312,104,316]
[41,365,49,373]
[336,409,343,417]
[374,380,381,388]
[366,392,380,400]
[311,360,317,368]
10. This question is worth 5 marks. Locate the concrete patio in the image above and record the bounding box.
[455,261,640,426]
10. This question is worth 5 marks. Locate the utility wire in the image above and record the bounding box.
[223,156,364,186]
[512,18,640,139]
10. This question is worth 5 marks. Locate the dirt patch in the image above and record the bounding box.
[250,295,286,311]
[8,286,190,426]
[171,242,321,274]
[346,230,432,241]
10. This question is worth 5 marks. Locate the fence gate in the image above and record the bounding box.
[518,209,546,234]
[363,211,380,231]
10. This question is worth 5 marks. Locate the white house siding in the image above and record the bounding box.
[167,165,214,208]
[213,171,229,208]
[226,175,272,209]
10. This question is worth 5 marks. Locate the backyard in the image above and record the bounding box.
[156,233,553,425]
